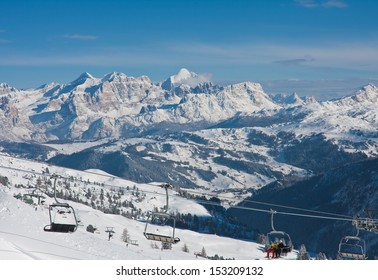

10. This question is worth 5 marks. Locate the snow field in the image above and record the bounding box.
[0,190,296,260]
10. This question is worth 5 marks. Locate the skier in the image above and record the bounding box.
[266,242,278,258]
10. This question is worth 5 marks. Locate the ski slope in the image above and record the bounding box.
[0,188,298,260]
[0,156,375,280]
[1,188,374,280]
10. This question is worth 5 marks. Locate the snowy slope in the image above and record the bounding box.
[0,187,297,260]
[0,153,209,216]
[0,151,301,260]
[0,152,298,260]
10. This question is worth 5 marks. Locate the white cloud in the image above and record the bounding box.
[166,40,378,71]
[0,40,376,75]
[0,38,10,43]
[295,0,318,8]
[177,73,213,87]
[63,34,98,41]
[323,0,348,8]
[0,29,10,43]
[295,0,347,8]
[274,58,310,66]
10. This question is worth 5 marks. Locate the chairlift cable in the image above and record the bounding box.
[195,199,354,222]
[178,187,352,219]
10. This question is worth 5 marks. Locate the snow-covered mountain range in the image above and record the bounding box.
[1,69,378,156]
[2,69,378,201]
[0,69,281,141]
[1,69,378,259]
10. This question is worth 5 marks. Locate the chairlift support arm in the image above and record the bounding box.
[270,209,277,231]
[159,183,173,213]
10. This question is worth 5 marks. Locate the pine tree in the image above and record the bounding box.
[258,234,266,245]
[200,246,207,258]
[297,244,310,260]
[121,228,130,243]
[315,252,327,260]
[85,188,92,199]
[182,243,189,253]
[36,177,42,188]
[0,175,9,186]
[100,189,104,207]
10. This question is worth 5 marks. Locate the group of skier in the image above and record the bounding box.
[266,240,287,259]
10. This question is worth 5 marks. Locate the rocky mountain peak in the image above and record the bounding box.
[0,82,18,94]
[69,72,97,87]
[353,84,378,103]
[162,68,210,90]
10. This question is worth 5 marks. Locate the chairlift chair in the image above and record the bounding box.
[338,225,367,260]
[143,183,180,245]
[265,209,293,253]
[352,214,378,234]
[266,231,293,250]
[44,175,78,233]
[338,236,367,260]
[143,211,180,244]
[44,202,78,233]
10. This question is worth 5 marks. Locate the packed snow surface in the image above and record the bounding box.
[0,153,297,260]
[0,190,297,260]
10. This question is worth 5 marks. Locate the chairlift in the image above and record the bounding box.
[353,217,378,234]
[265,209,293,253]
[143,183,180,245]
[338,224,367,260]
[43,175,78,233]
[30,189,46,205]
[106,227,115,240]
[352,210,378,234]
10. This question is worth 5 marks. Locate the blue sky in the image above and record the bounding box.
[1,0,377,91]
